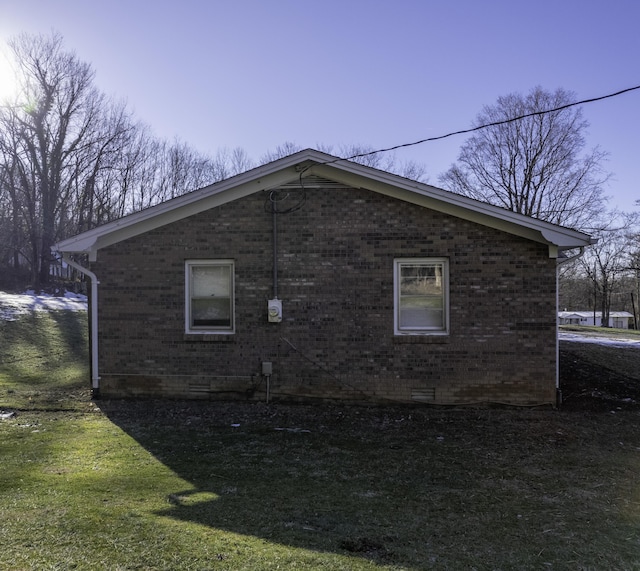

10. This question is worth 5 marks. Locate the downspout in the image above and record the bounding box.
[60,253,100,397]
[555,247,585,406]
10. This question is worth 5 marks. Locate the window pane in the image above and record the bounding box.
[400,264,442,296]
[400,297,444,328]
[187,262,234,332]
[396,260,447,333]
[192,298,231,327]
[192,265,230,297]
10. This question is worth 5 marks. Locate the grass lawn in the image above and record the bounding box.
[1,313,640,569]
[0,310,91,411]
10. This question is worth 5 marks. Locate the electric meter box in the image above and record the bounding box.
[268,299,282,323]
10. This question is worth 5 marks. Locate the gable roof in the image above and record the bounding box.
[53,148,594,261]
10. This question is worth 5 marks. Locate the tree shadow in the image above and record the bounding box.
[48,310,89,359]
[97,398,640,569]
[98,399,442,568]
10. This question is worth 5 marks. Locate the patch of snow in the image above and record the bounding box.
[0,290,87,321]
[274,427,311,433]
[559,331,640,348]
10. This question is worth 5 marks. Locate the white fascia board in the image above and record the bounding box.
[52,160,309,259]
[310,162,593,252]
[52,147,594,261]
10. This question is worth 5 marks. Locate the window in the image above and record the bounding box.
[394,258,449,335]
[185,260,235,333]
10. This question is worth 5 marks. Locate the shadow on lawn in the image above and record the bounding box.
[48,310,89,360]
[97,397,640,569]
[99,400,422,566]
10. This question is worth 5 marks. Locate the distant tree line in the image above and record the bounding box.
[1,31,637,317]
[559,217,640,328]
[0,33,427,291]
[0,33,258,290]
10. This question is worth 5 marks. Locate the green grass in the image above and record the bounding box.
[0,310,90,410]
[2,311,640,569]
[3,405,640,570]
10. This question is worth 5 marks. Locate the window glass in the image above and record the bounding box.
[395,259,448,334]
[191,298,231,327]
[186,261,234,333]
[192,265,231,297]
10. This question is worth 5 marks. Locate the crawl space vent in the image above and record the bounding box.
[189,381,210,395]
[411,388,436,402]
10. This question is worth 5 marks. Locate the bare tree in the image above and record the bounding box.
[260,141,303,164]
[4,33,445,290]
[0,32,133,287]
[0,32,235,288]
[577,214,638,326]
[0,150,30,288]
[329,143,397,171]
[558,260,593,311]
[440,87,609,231]
[624,219,640,328]
[263,142,430,182]
[335,144,429,182]
[228,146,254,175]
[210,146,254,179]
[65,100,137,234]
[397,159,428,183]
[116,126,167,214]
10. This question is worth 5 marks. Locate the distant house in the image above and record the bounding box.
[52,149,594,406]
[558,311,634,329]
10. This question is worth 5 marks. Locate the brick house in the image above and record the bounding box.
[53,149,593,406]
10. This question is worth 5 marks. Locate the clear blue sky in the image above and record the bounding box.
[1,0,638,211]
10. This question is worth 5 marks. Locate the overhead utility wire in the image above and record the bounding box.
[291,84,640,210]
[321,84,640,166]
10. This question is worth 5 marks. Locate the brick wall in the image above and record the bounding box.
[92,183,558,405]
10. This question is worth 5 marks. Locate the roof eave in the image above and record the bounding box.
[309,161,594,252]
[52,148,595,259]
[52,152,322,258]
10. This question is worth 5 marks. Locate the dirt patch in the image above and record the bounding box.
[559,339,640,412]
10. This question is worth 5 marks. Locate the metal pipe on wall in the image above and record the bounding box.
[272,201,278,300]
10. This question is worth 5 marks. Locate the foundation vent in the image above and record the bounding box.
[189,381,210,395]
[411,388,436,402]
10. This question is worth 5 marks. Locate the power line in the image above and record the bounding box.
[325,84,640,166]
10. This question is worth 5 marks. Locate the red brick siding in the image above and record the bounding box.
[92,184,558,405]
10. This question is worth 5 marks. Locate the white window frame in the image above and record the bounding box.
[394,258,449,335]
[185,260,235,334]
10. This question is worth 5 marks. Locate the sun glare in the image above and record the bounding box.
[0,52,18,101]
